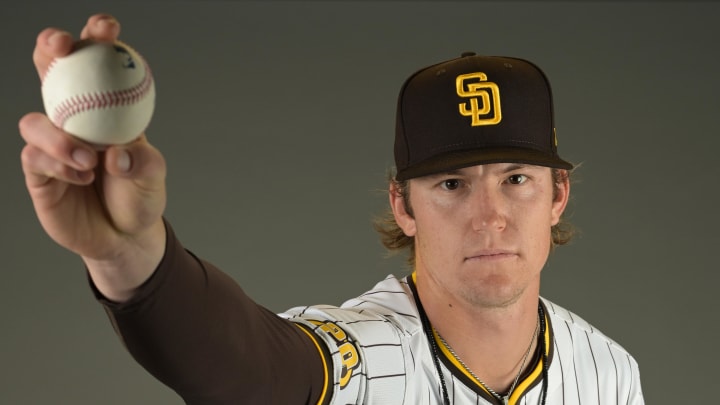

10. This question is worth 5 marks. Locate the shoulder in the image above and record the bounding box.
[542,298,644,402]
[278,274,423,404]
[281,274,422,335]
[543,298,631,354]
[542,297,641,377]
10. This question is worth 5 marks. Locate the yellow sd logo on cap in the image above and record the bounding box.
[456,72,502,126]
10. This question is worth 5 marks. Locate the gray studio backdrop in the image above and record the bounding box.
[1,1,716,404]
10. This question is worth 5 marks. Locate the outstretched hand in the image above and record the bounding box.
[19,14,167,302]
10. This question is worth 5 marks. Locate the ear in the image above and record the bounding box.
[389,182,417,237]
[550,170,570,226]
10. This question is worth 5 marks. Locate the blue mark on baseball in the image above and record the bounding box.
[113,45,136,69]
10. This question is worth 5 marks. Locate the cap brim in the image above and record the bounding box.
[395,147,574,181]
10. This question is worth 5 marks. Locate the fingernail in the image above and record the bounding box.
[117,149,131,172]
[75,170,93,183]
[97,16,118,30]
[72,148,93,169]
[47,31,70,47]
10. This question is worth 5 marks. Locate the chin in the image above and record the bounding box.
[459,281,524,309]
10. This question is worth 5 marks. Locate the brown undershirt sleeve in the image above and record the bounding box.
[90,219,329,405]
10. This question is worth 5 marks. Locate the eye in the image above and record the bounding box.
[440,179,462,191]
[507,174,528,185]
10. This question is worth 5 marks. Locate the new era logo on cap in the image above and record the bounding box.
[394,52,573,181]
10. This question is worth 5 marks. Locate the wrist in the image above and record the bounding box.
[83,219,167,302]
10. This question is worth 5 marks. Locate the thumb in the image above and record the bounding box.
[101,135,167,234]
[104,134,166,185]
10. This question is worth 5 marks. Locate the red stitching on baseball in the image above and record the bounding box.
[50,59,153,128]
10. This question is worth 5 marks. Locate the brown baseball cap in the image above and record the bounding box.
[394,52,573,181]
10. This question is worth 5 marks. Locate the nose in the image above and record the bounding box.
[469,186,507,232]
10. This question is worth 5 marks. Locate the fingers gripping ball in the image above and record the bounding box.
[41,39,155,146]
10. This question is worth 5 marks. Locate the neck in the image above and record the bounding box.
[415,272,541,394]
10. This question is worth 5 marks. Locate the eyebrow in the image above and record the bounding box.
[420,164,542,181]
[500,164,532,173]
[443,164,535,175]
[422,169,462,181]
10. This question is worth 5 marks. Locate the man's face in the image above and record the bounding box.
[391,163,569,309]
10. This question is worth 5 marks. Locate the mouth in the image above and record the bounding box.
[464,250,517,261]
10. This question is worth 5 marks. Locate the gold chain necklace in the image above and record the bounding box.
[435,316,539,405]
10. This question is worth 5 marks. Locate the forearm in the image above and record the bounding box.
[91,221,327,404]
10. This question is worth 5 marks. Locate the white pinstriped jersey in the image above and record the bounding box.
[279,274,644,405]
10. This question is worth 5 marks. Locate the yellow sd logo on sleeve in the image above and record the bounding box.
[309,320,360,389]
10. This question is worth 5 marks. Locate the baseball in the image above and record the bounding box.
[41,39,155,146]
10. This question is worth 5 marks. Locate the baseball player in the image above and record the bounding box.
[20,14,644,404]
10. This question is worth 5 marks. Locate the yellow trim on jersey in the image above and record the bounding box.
[295,324,330,405]
[506,309,550,405]
[432,328,492,397]
[433,323,547,405]
[414,270,549,405]
[417,269,495,398]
